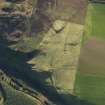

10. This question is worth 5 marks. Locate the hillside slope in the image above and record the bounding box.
[0,0,89,105]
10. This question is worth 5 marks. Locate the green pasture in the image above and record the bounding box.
[83,3,105,42]
[75,3,105,105]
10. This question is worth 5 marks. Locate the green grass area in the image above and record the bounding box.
[75,72,105,105]
[83,3,105,42]
[75,3,105,105]
[74,37,105,105]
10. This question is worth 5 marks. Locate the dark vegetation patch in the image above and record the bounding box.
[0,38,94,105]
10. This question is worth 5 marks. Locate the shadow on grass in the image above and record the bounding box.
[0,42,95,105]
[0,83,6,102]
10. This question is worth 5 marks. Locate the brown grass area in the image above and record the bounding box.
[79,37,105,75]
[55,0,88,24]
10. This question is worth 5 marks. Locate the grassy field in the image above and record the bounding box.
[75,38,105,105]
[28,22,83,93]
[74,3,105,105]
[83,3,105,42]
[75,72,105,105]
